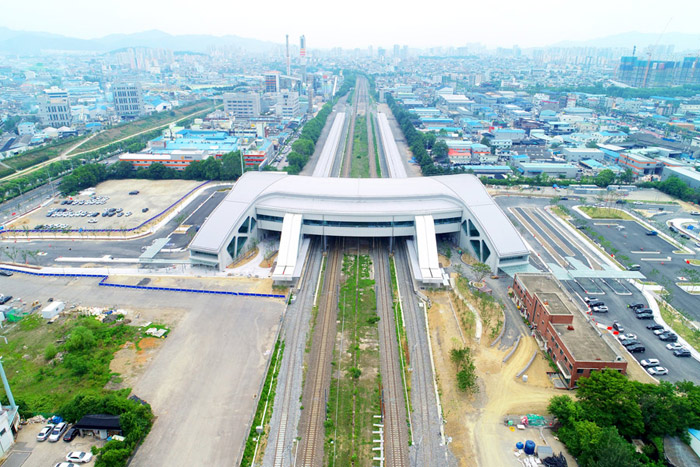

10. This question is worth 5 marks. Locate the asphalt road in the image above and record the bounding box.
[496,196,700,384]
[560,200,700,321]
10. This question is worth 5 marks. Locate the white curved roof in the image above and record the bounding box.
[190,172,528,259]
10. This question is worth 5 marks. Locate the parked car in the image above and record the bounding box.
[66,451,93,463]
[627,264,641,271]
[37,424,55,441]
[128,190,140,195]
[613,322,624,333]
[0,271,13,277]
[627,344,646,353]
[636,313,654,320]
[640,359,660,367]
[646,323,664,331]
[588,301,604,308]
[53,463,77,467]
[653,328,668,336]
[674,349,692,358]
[645,230,658,236]
[647,366,668,376]
[142,207,149,213]
[635,308,652,314]
[628,303,645,309]
[622,339,641,348]
[63,427,79,442]
[666,343,684,351]
[49,422,68,442]
[0,294,12,305]
[659,332,678,342]
[592,306,609,313]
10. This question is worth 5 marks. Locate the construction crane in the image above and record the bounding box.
[642,19,672,88]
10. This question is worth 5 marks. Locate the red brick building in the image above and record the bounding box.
[512,273,627,388]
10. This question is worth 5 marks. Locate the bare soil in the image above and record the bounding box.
[426,291,577,467]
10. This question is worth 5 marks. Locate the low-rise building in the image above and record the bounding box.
[561,147,604,163]
[516,162,579,179]
[661,165,700,190]
[512,273,627,388]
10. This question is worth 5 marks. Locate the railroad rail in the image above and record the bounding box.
[296,241,342,466]
[374,242,409,466]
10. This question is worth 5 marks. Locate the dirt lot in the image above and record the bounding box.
[426,291,577,467]
[106,274,277,295]
[8,179,202,232]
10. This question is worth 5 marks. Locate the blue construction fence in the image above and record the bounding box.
[0,180,213,236]
[0,267,287,300]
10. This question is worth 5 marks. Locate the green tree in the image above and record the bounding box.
[65,326,96,352]
[594,169,616,188]
[432,140,449,162]
[202,157,221,180]
[585,141,599,149]
[291,138,315,156]
[221,151,243,180]
[469,262,492,283]
[576,369,644,438]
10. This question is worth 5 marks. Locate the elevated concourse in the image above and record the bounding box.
[189,172,530,283]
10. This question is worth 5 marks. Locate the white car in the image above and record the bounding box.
[592,306,609,313]
[66,451,93,463]
[54,463,78,467]
[647,366,668,376]
[640,358,660,367]
[48,422,68,442]
[36,424,54,441]
[653,328,667,336]
[666,343,684,351]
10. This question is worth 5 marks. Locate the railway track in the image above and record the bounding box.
[373,242,409,466]
[268,241,321,467]
[296,241,342,467]
[341,76,365,177]
[395,241,440,467]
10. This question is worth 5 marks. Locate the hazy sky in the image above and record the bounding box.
[2,0,699,49]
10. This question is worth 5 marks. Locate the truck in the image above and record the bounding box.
[42,301,65,319]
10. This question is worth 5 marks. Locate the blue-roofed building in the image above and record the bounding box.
[510,154,530,164]
[412,108,441,117]
[420,117,454,128]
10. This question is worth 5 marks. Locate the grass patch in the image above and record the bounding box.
[658,300,700,352]
[390,257,412,440]
[3,135,83,171]
[3,312,146,417]
[72,101,212,154]
[580,206,634,220]
[325,254,381,466]
[241,339,285,467]
[350,115,369,178]
[370,115,381,177]
[689,259,700,266]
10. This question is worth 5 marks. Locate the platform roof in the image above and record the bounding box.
[190,172,529,259]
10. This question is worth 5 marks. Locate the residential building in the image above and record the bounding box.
[264,71,281,93]
[17,122,36,135]
[223,92,261,119]
[512,273,627,388]
[38,87,71,127]
[493,128,526,142]
[112,82,145,120]
[277,90,299,120]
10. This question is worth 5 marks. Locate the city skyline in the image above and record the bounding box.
[1,0,700,50]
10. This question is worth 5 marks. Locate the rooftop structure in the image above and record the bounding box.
[189,172,530,282]
[512,273,625,388]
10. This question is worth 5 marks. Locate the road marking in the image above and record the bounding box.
[632,251,660,254]
[641,257,672,262]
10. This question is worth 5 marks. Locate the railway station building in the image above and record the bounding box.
[188,171,530,284]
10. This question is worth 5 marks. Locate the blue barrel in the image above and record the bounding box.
[524,440,536,455]
[516,442,524,450]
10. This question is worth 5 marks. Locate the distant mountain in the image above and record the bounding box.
[0,27,281,54]
[553,31,700,53]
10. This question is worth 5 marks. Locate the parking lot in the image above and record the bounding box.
[0,273,285,467]
[4,422,104,467]
[7,179,203,232]
[498,196,700,384]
